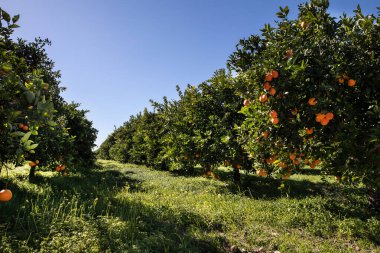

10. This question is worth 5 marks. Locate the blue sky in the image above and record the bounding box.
[2,1,379,147]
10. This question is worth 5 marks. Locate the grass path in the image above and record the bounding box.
[0,160,379,252]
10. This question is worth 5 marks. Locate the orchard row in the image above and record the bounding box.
[97,0,379,205]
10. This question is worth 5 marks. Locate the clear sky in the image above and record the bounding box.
[2,1,379,147]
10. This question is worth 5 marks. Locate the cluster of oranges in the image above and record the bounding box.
[55,164,65,172]
[259,70,279,103]
[338,75,356,87]
[18,123,29,132]
[315,112,334,126]
[29,160,40,167]
[269,110,279,125]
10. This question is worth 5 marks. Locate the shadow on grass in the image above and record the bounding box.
[1,167,226,252]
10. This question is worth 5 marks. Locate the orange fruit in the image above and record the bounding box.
[278,162,287,168]
[243,99,249,107]
[263,82,271,90]
[315,113,325,122]
[320,118,329,126]
[284,49,294,59]
[282,173,291,180]
[306,128,314,135]
[271,70,279,79]
[308,97,317,106]
[29,161,36,167]
[18,123,24,129]
[257,169,267,177]
[289,153,296,160]
[270,110,278,118]
[348,79,356,87]
[325,112,334,120]
[269,87,276,96]
[35,160,40,164]
[293,159,300,165]
[262,131,269,139]
[271,117,279,125]
[22,125,29,132]
[266,156,275,164]
[259,94,268,103]
[338,78,345,84]
[265,73,273,82]
[310,163,316,169]
[0,189,12,202]
[235,164,241,169]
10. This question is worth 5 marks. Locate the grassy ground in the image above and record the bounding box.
[0,160,379,253]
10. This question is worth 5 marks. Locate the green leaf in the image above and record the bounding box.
[20,131,32,143]
[1,63,12,72]
[12,14,20,23]
[27,143,39,150]
[10,131,25,138]
[2,10,11,22]
[24,91,35,104]
[9,24,20,29]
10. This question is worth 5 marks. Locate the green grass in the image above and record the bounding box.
[0,160,379,252]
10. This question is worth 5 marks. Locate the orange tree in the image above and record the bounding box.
[154,70,251,178]
[0,9,57,174]
[1,8,97,183]
[229,0,380,205]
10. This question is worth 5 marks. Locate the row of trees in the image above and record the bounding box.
[97,1,379,205]
[0,8,97,182]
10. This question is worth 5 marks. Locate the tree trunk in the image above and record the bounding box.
[368,187,380,210]
[233,167,240,182]
[29,166,36,182]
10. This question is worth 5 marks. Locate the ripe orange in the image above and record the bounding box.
[263,82,271,90]
[315,113,325,122]
[269,87,276,96]
[348,79,356,87]
[293,159,300,165]
[271,117,279,125]
[257,169,267,177]
[320,118,329,126]
[35,160,40,164]
[266,156,275,164]
[259,94,268,103]
[18,123,24,129]
[284,49,294,59]
[235,164,241,169]
[338,78,345,84]
[22,125,29,132]
[243,99,249,107]
[271,70,279,79]
[262,131,269,139]
[308,97,317,106]
[29,161,36,167]
[289,153,296,161]
[265,73,273,82]
[270,110,278,118]
[325,112,334,120]
[306,128,314,135]
[0,189,12,202]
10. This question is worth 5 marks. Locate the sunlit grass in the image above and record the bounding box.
[0,160,379,252]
